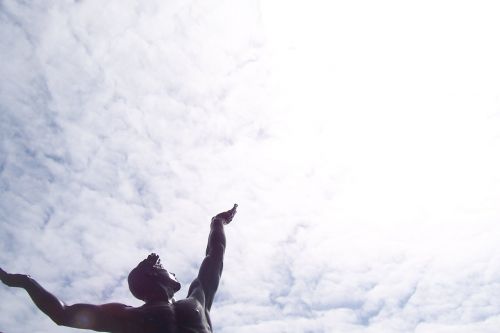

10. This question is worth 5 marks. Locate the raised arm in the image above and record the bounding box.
[0,268,129,332]
[187,204,237,311]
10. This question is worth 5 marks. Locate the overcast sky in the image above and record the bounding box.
[1,1,500,332]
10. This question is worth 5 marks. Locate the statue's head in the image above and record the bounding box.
[128,253,181,302]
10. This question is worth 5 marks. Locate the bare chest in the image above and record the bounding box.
[121,299,211,333]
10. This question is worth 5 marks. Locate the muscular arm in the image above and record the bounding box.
[188,205,236,311]
[0,268,129,332]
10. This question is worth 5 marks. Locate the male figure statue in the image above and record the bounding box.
[0,204,237,332]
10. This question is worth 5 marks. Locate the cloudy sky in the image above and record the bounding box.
[1,0,500,332]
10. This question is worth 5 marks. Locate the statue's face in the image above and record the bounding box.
[145,257,181,294]
[149,267,179,287]
[128,254,181,301]
[145,255,178,286]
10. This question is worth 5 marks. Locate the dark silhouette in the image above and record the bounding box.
[0,204,238,332]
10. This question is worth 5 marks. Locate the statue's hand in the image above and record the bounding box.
[212,204,238,225]
[0,268,30,288]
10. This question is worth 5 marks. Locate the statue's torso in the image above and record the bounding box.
[119,297,212,333]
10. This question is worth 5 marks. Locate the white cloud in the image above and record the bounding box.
[2,1,500,333]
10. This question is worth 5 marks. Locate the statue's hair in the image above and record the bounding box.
[128,254,180,301]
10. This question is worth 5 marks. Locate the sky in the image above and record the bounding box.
[1,0,500,332]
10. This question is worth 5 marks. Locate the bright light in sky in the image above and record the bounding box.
[1,1,500,332]
[261,0,500,230]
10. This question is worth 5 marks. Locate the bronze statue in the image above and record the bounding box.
[0,204,238,332]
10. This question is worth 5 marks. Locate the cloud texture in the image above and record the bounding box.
[1,1,500,332]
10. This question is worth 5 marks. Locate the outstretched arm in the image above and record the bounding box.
[188,204,237,311]
[0,268,129,331]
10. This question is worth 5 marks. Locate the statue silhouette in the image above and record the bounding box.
[0,204,238,332]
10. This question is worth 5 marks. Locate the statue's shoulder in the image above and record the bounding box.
[174,297,204,310]
[98,302,136,316]
[185,278,206,302]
